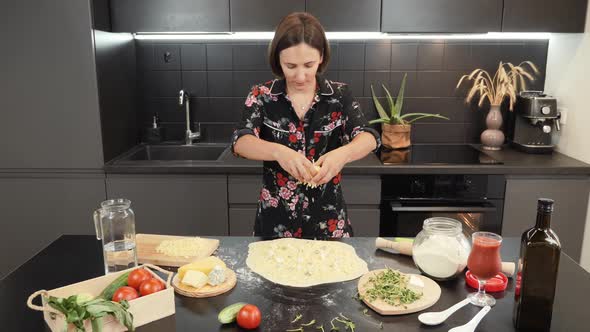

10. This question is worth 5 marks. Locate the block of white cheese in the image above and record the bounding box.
[207,265,227,286]
[407,275,425,293]
[181,270,208,289]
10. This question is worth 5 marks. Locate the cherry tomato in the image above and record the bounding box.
[139,278,165,296]
[112,286,139,302]
[236,304,261,330]
[127,268,153,290]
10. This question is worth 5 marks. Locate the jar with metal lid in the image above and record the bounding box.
[412,217,471,281]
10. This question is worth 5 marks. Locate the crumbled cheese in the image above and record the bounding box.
[155,237,203,258]
[207,265,226,286]
[182,270,208,289]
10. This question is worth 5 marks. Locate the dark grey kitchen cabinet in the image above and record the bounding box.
[110,0,230,32]
[306,0,381,32]
[0,0,104,169]
[228,175,381,236]
[106,175,228,236]
[502,176,590,262]
[381,0,502,33]
[229,207,257,236]
[228,175,260,236]
[0,173,106,279]
[91,0,111,31]
[342,176,381,236]
[230,0,304,31]
[347,208,381,236]
[502,0,588,32]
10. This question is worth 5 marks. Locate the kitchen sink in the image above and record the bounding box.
[122,144,228,161]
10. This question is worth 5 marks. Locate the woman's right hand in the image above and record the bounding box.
[272,145,317,183]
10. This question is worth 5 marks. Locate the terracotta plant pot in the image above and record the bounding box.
[381,123,411,149]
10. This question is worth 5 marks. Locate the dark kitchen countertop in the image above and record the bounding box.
[104,143,590,176]
[2,235,590,331]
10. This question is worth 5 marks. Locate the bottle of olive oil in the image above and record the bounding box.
[513,198,561,331]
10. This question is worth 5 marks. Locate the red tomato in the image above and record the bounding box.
[139,278,164,296]
[128,268,152,290]
[237,304,261,330]
[112,286,139,302]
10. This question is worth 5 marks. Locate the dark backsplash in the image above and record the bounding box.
[136,39,547,144]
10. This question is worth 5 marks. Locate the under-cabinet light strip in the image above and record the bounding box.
[133,31,551,41]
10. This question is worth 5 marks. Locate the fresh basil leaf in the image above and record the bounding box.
[91,317,103,332]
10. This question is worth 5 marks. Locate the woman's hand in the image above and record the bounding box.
[273,145,317,183]
[311,148,351,185]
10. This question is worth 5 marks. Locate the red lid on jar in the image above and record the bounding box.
[465,270,508,293]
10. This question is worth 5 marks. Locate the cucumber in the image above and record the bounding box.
[99,271,131,300]
[218,302,247,324]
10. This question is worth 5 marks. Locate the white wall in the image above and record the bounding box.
[545,6,590,271]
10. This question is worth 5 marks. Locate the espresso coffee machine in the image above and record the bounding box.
[507,91,560,153]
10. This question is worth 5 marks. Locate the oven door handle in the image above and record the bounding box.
[391,206,496,212]
[390,203,497,212]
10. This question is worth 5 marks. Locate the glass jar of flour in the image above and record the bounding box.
[412,217,471,281]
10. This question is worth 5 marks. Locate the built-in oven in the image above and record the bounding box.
[380,175,505,237]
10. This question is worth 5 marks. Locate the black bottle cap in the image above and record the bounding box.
[537,198,554,213]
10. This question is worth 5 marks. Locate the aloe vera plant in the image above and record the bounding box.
[368,73,449,125]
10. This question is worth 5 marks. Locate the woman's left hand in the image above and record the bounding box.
[311,148,350,185]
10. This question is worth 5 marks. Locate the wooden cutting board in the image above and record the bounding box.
[172,268,237,298]
[358,269,441,315]
[136,234,220,267]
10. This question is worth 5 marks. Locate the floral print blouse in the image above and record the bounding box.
[230,76,381,239]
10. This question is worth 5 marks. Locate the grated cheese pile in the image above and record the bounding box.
[155,237,203,258]
[299,164,322,188]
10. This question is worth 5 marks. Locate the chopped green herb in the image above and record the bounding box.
[291,313,303,324]
[330,317,340,331]
[334,317,355,332]
[301,319,316,326]
[379,322,384,329]
[338,313,351,321]
[316,324,325,332]
[362,309,369,316]
[286,328,304,332]
[361,268,422,306]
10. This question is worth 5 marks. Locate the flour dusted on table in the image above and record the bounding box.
[246,238,368,287]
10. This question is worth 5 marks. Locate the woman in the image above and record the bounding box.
[231,12,380,239]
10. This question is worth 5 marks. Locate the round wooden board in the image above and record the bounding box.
[357,269,441,315]
[172,268,237,298]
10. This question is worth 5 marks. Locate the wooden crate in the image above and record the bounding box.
[27,264,175,332]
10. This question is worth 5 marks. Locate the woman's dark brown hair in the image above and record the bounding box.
[268,12,330,77]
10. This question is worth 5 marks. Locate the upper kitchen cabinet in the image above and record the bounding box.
[381,0,502,33]
[1,0,104,169]
[230,0,304,31]
[305,0,381,31]
[502,0,588,32]
[110,0,230,32]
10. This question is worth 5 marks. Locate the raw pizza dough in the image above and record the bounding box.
[246,238,368,287]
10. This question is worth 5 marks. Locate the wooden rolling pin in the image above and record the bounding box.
[375,237,516,277]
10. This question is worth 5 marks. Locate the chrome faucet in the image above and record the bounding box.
[179,89,201,145]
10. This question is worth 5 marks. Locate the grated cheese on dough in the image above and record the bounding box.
[155,237,203,258]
